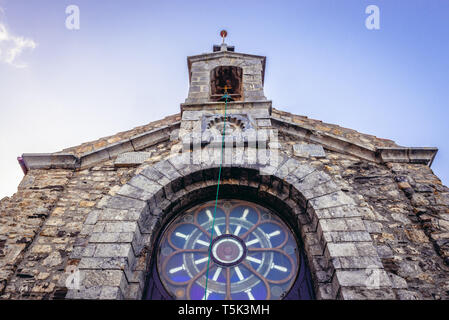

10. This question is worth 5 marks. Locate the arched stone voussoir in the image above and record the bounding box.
[102,194,148,212]
[116,184,157,202]
[152,158,183,181]
[274,157,303,179]
[131,162,185,203]
[288,172,340,202]
[307,204,365,220]
[127,174,164,198]
[126,153,348,221]
[307,190,357,211]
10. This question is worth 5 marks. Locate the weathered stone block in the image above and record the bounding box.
[333,256,383,269]
[333,269,391,288]
[275,158,300,179]
[182,111,201,121]
[103,221,139,233]
[319,219,349,232]
[309,191,356,210]
[130,128,170,151]
[338,287,396,300]
[316,284,334,300]
[291,165,316,180]
[66,286,102,299]
[84,210,99,225]
[322,231,372,243]
[80,269,127,290]
[80,149,110,168]
[42,251,63,267]
[128,174,162,195]
[355,242,378,256]
[311,205,363,220]
[300,180,340,200]
[326,243,358,257]
[98,208,142,222]
[106,141,135,159]
[364,221,384,233]
[294,143,326,158]
[104,195,147,211]
[257,119,271,127]
[396,289,423,300]
[89,232,121,243]
[99,286,124,300]
[78,257,128,270]
[116,184,154,201]
[388,273,408,289]
[125,282,143,300]
[345,217,366,231]
[82,244,97,257]
[94,243,133,258]
[114,152,151,167]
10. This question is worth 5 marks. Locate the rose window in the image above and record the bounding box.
[156,199,301,300]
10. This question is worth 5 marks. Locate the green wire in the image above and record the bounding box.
[203,93,229,300]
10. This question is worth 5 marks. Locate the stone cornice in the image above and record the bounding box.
[187,50,266,65]
[21,122,180,173]
[272,117,438,167]
[21,153,80,171]
[180,100,272,116]
[376,147,438,166]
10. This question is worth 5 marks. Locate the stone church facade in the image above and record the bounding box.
[1,41,448,300]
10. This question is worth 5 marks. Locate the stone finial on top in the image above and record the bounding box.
[220,30,227,44]
[213,29,235,52]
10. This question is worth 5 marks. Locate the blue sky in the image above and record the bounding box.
[0,0,448,198]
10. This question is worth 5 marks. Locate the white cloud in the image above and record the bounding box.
[0,20,37,68]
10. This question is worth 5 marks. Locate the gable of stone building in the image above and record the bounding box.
[2,38,447,301]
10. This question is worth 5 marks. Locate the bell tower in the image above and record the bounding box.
[184,30,267,105]
[179,31,273,140]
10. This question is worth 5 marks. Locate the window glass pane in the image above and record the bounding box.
[156,199,300,300]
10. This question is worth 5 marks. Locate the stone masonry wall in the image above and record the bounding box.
[0,139,176,299]
[0,169,72,296]
[280,131,449,299]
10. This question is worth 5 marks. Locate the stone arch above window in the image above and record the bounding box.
[67,151,393,300]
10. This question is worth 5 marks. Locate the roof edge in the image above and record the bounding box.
[273,117,438,167]
[20,122,180,173]
[19,116,439,173]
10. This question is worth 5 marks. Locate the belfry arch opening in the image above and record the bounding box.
[210,66,243,101]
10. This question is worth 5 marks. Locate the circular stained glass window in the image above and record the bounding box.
[156,199,300,300]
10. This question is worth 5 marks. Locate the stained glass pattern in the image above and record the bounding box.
[157,200,299,300]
